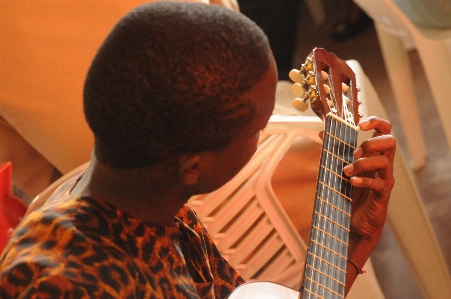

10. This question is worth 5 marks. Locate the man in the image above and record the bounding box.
[0,3,395,298]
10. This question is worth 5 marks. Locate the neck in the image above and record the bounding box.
[71,155,190,224]
[300,114,358,298]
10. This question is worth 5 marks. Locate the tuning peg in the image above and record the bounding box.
[304,58,314,72]
[304,71,316,85]
[327,99,334,108]
[289,69,303,83]
[305,87,318,103]
[321,71,329,81]
[291,83,305,98]
[292,97,308,112]
[323,84,331,95]
[344,96,350,105]
[342,83,349,93]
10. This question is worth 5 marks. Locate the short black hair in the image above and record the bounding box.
[83,2,272,168]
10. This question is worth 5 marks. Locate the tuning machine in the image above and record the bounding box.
[289,58,318,112]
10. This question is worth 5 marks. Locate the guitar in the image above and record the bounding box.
[228,48,361,299]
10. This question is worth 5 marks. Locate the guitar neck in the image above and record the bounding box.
[300,113,358,299]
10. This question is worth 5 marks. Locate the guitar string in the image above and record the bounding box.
[332,116,343,295]
[323,71,342,297]
[306,67,329,298]
[334,75,356,253]
[308,69,339,298]
[334,77,357,289]
[309,82,337,297]
[330,74,358,295]
[322,70,352,297]
[307,126,323,297]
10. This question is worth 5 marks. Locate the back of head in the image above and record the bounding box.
[84,2,271,168]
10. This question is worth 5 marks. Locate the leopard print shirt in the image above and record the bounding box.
[0,171,244,298]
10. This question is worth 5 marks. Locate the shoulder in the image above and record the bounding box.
[27,163,89,216]
[0,219,132,298]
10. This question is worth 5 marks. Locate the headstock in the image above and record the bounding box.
[289,48,362,126]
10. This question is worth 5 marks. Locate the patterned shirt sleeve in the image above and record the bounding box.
[176,205,245,299]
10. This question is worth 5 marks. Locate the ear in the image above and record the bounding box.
[178,154,202,186]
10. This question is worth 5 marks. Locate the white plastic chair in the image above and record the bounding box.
[353,0,451,170]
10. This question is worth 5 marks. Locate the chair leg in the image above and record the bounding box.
[375,24,427,170]
[414,34,451,155]
[388,150,451,298]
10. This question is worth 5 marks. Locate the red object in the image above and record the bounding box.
[0,162,28,252]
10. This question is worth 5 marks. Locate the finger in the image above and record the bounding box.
[358,116,392,136]
[344,155,393,179]
[349,176,394,200]
[355,135,396,162]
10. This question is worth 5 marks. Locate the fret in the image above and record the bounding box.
[317,209,349,247]
[309,253,346,284]
[321,142,354,167]
[309,239,347,260]
[309,231,348,269]
[317,197,351,217]
[320,165,350,183]
[308,252,347,273]
[313,225,348,252]
[305,264,346,286]
[318,181,353,202]
[324,131,357,150]
[303,287,326,299]
[312,224,349,246]
[314,211,350,232]
[303,275,346,299]
[316,189,351,232]
[321,150,352,166]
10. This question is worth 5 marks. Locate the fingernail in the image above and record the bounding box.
[351,177,363,185]
[358,119,370,129]
[359,117,371,124]
[354,148,363,159]
[343,164,354,176]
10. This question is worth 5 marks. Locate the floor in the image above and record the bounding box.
[241,1,451,298]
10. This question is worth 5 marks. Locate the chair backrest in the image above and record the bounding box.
[0,162,28,252]
[355,0,451,46]
[355,0,417,48]
[189,115,324,289]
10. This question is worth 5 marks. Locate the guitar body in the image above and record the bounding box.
[228,48,361,299]
[227,282,299,299]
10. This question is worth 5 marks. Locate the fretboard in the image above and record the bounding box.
[300,114,358,299]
